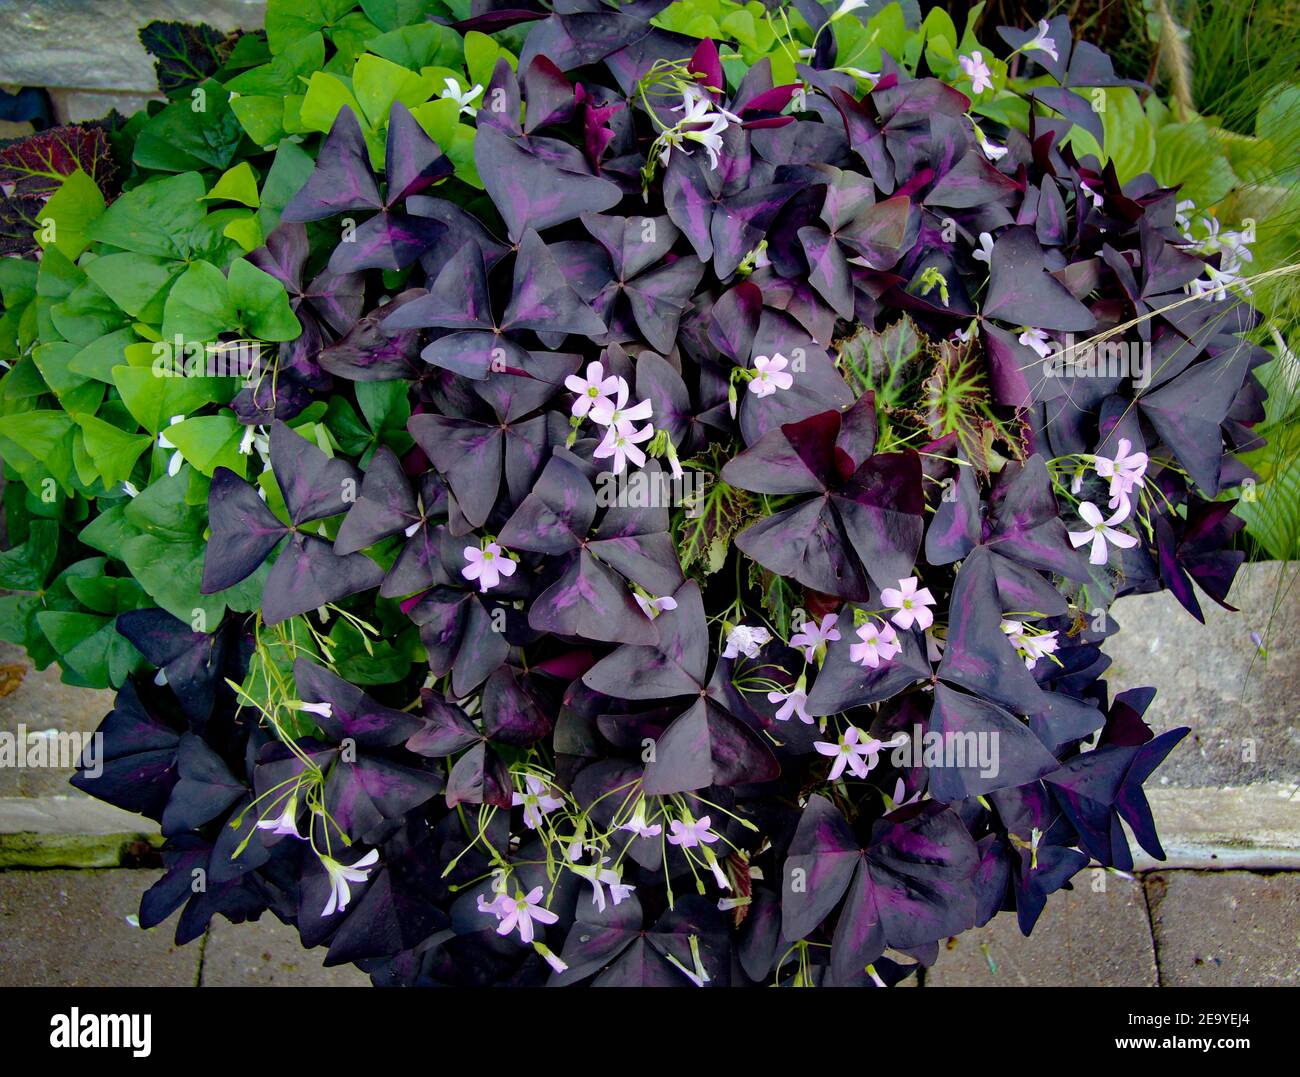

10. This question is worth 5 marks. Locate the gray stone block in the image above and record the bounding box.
[0,0,266,92]
[1146,870,1299,986]
[203,915,372,987]
[0,869,200,986]
[1103,561,1300,788]
[926,871,1158,986]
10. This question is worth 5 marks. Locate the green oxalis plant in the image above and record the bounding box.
[0,0,528,688]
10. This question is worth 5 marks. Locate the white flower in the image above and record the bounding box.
[255,790,302,838]
[320,848,378,917]
[634,593,678,619]
[1080,179,1104,209]
[1025,19,1059,63]
[748,353,794,398]
[593,421,653,474]
[462,542,516,592]
[122,481,140,498]
[439,77,483,116]
[722,624,772,660]
[973,124,1008,162]
[564,360,620,419]
[1018,327,1054,359]
[959,51,993,95]
[1000,619,1061,670]
[158,414,185,476]
[973,231,995,264]
[1068,501,1138,565]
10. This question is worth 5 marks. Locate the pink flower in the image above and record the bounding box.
[495,886,559,944]
[767,686,812,724]
[589,377,653,433]
[789,613,840,661]
[881,576,935,631]
[748,353,793,398]
[462,542,516,592]
[849,621,902,669]
[593,421,653,474]
[564,360,620,418]
[814,726,884,780]
[618,800,663,839]
[1068,501,1138,565]
[666,815,719,849]
[512,774,564,830]
[1018,327,1054,359]
[1093,437,1148,505]
[959,51,993,94]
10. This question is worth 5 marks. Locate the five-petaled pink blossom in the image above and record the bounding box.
[1093,437,1148,506]
[462,541,516,592]
[666,815,719,849]
[748,353,793,398]
[881,576,936,631]
[495,886,559,944]
[959,51,993,94]
[789,613,840,661]
[565,360,620,418]
[593,421,653,474]
[814,726,883,780]
[512,774,564,830]
[1068,501,1138,565]
[767,686,813,724]
[849,620,902,669]
[589,377,653,434]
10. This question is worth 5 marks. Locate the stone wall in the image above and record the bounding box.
[0,0,267,122]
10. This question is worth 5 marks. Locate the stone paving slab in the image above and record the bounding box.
[1103,561,1300,789]
[1145,870,1299,986]
[0,869,200,987]
[0,0,267,92]
[203,916,371,987]
[926,872,1158,986]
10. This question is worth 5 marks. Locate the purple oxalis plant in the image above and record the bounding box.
[68,10,1270,988]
